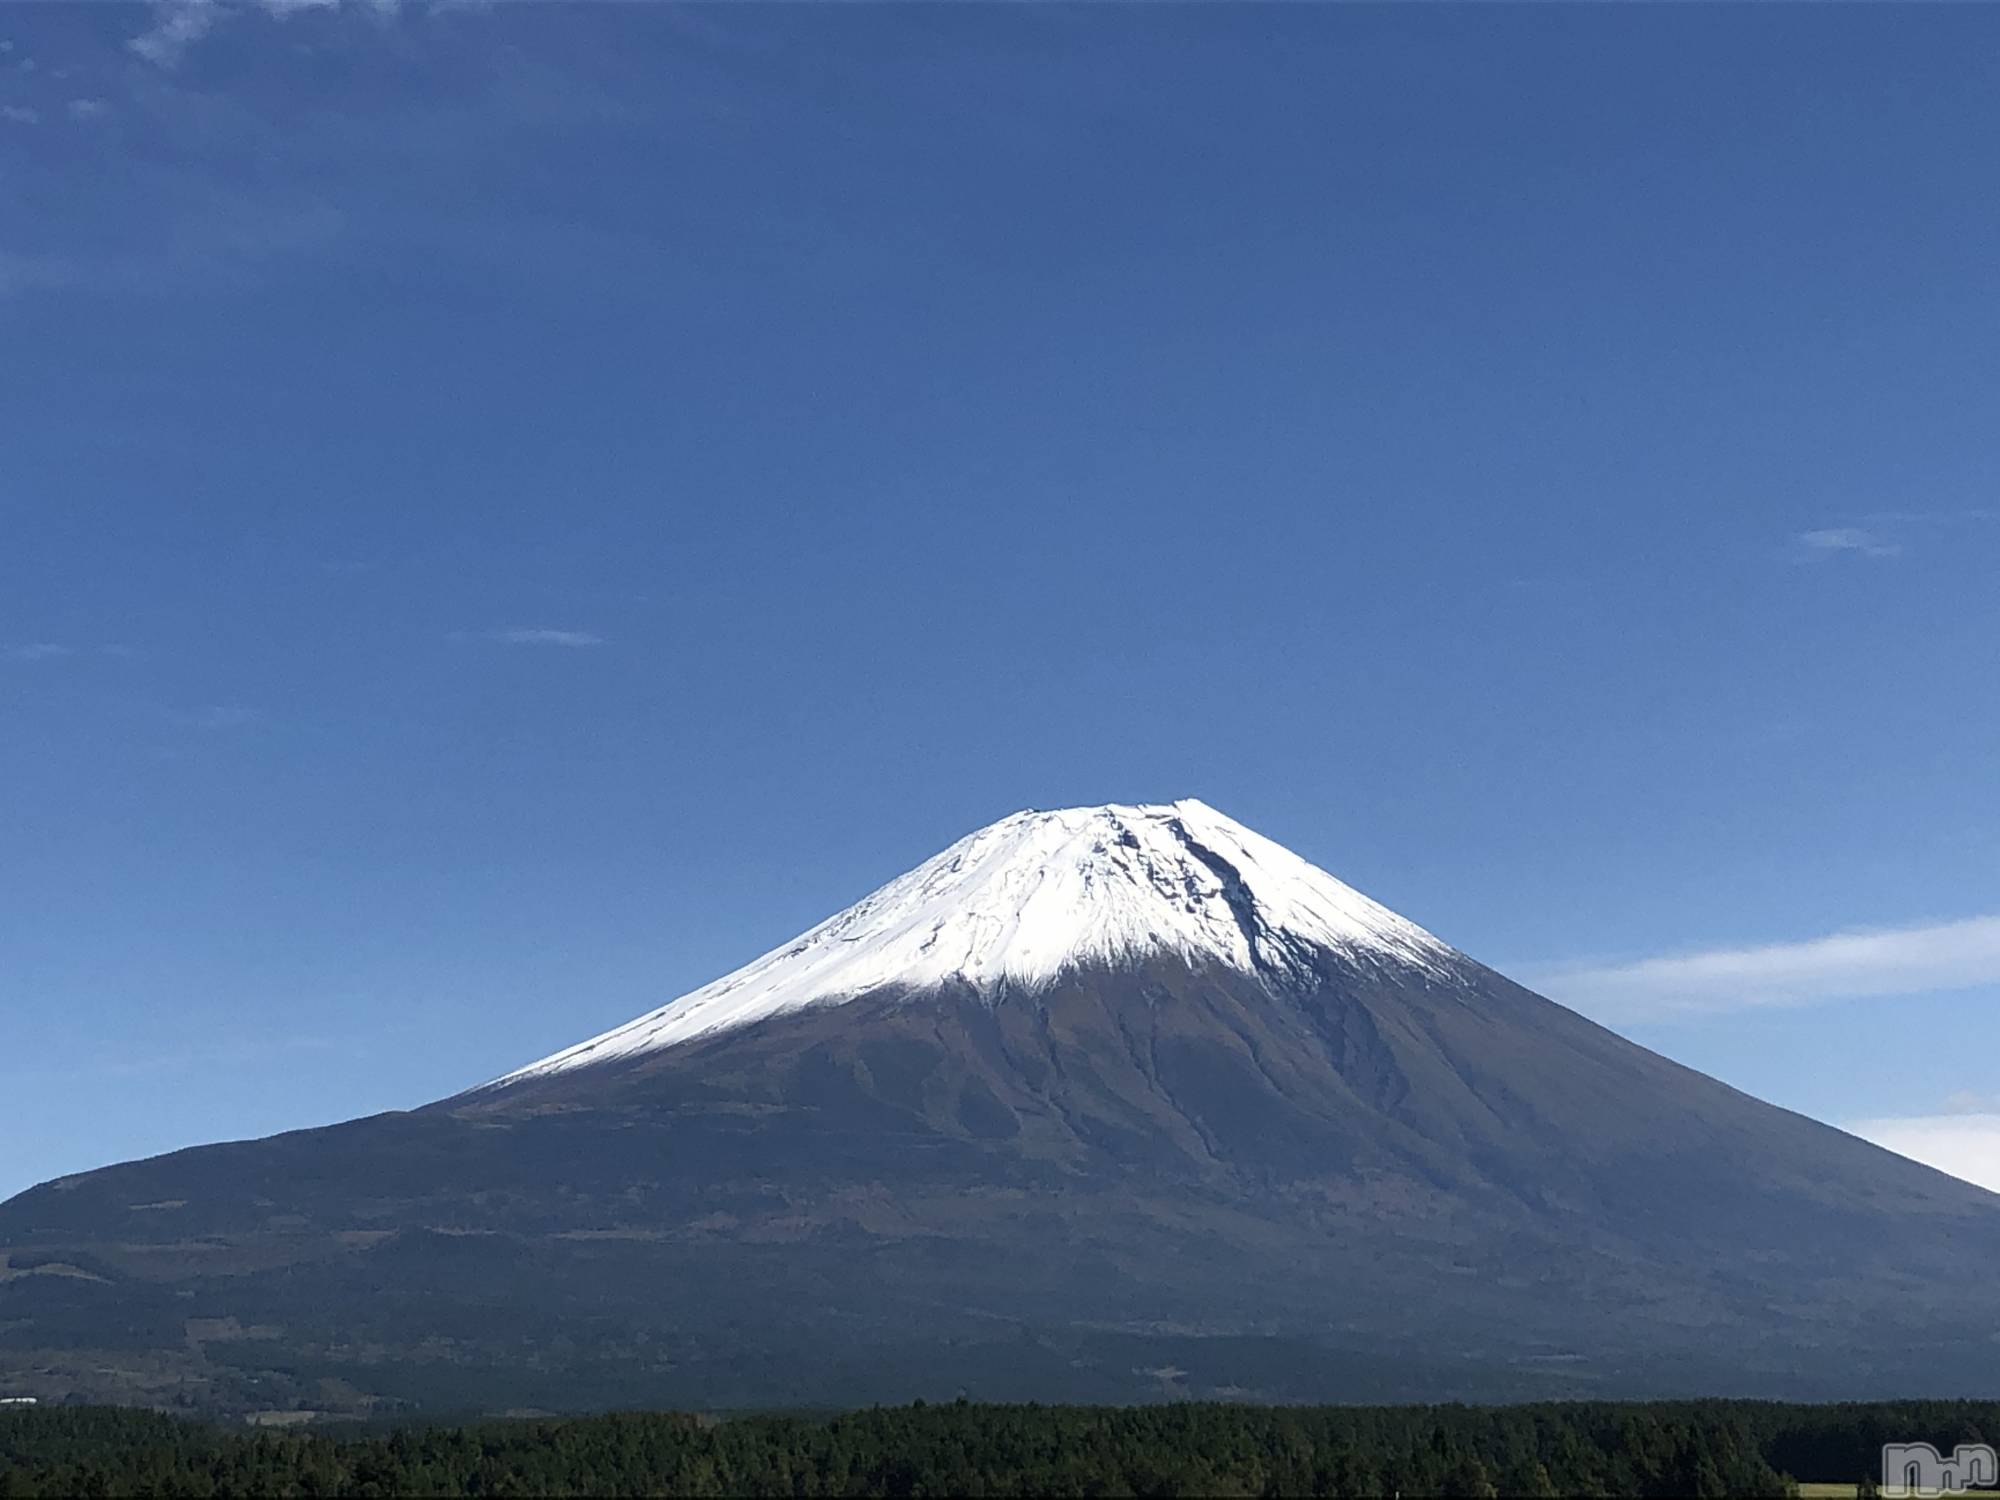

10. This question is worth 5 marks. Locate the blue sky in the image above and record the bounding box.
[4,2,1998,1203]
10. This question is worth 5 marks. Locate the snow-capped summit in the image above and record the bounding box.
[489,798,1456,1087]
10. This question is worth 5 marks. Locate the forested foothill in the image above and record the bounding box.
[3,1396,1990,1496]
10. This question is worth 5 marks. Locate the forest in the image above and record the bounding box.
[3,1395,1989,1496]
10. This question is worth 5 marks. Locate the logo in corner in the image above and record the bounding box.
[1883,1442,1999,1498]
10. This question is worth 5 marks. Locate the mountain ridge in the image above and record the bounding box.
[4,800,1997,1415]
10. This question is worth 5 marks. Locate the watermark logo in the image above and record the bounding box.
[1883,1442,1998,1498]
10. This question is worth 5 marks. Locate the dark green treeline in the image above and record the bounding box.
[4,1396,1991,1497]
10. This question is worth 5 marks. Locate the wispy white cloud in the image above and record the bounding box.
[1796,527,1901,559]
[5,642,141,663]
[1529,914,2000,1023]
[128,0,396,70]
[129,1,223,68]
[1847,1113,2000,1196]
[458,628,607,648]
[1,104,39,126]
[67,98,109,121]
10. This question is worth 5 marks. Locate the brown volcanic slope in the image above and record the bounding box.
[3,805,1995,1415]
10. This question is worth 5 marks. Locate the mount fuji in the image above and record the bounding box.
[4,800,1997,1414]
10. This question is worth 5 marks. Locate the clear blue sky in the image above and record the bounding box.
[5,2,1998,1203]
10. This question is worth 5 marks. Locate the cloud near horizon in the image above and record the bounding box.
[1530,914,2000,1023]
[1847,1113,2000,1196]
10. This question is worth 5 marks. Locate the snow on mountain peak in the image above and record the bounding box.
[488,798,1457,1087]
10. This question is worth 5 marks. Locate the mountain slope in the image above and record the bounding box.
[3,801,1995,1415]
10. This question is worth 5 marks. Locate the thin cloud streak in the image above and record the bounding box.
[1531,914,2000,1023]
[462,628,607,648]
[1796,527,1901,559]
[5,642,141,663]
